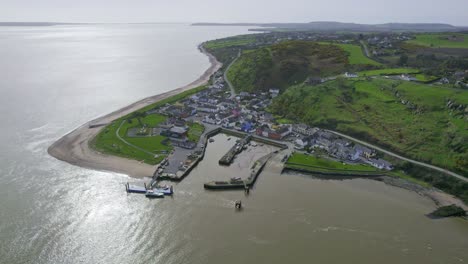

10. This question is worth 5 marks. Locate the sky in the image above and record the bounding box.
[0,0,467,26]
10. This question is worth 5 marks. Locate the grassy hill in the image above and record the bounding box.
[270,77,468,176]
[226,41,349,92]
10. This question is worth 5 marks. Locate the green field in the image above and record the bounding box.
[358,68,420,77]
[335,44,381,65]
[413,73,439,83]
[271,78,468,176]
[204,35,256,49]
[286,153,378,172]
[92,114,171,165]
[407,33,468,49]
[91,85,208,165]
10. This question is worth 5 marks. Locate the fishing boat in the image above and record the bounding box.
[145,189,164,198]
[154,185,174,195]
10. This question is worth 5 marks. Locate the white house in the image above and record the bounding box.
[368,158,393,170]
[345,72,358,78]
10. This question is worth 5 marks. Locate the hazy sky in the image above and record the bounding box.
[1,0,467,26]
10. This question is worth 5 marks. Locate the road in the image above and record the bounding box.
[224,49,241,99]
[360,40,371,57]
[325,129,468,183]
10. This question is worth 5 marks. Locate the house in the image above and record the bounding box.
[241,121,254,133]
[196,104,218,113]
[348,148,362,161]
[345,72,358,78]
[222,116,239,128]
[294,137,310,150]
[368,158,393,170]
[438,77,450,84]
[269,89,280,98]
[306,77,323,85]
[353,145,374,159]
[159,119,174,129]
[161,126,188,139]
[313,137,333,150]
[256,125,291,140]
[203,114,217,125]
[293,124,318,136]
[330,144,351,160]
[164,105,196,118]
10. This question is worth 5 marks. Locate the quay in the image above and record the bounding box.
[149,126,288,188]
[204,152,274,190]
[218,135,251,165]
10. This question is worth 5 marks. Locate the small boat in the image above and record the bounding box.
[227,137,232,141]
[230,177,242,183]
[145,189,164,198]
[154,185,174,195]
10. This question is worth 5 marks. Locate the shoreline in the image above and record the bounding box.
[47,44,222,178]
[47,42,466,212]
[379,176,468,211]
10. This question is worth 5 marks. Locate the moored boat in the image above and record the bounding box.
[145,189,164,198]
[154,185,174,195]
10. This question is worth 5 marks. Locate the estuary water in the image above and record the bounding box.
[0,24,467,264]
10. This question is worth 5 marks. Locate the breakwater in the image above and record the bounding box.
[218,135,251,165]
[204,152,274,190]
[282,164,386,177]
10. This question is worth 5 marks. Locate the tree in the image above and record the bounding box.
[398,54,408,66]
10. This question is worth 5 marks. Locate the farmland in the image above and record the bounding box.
[335,44,382,65]
[407,33,468,49]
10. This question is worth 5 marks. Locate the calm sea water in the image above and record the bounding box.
[0,24,467,264]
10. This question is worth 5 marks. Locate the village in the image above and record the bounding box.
[132,70,394,184]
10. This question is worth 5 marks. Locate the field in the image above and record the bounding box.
[335,44,381,65]
[91,85,208,165]
[358,68,420,77]
[92,114,171,165]
[413,73,439,83]
[286,153,378,172]
[407,33,468,49]
[204,35,256,49]
[271,78,468,176]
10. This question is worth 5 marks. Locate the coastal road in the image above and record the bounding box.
[325,129,468,183]
[224,49,241,99]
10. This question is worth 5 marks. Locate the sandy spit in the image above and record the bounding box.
[47,45,221,178]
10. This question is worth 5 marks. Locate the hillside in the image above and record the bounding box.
[226,41,349,92]
[193,21,461,32]
[270,78,468,176]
